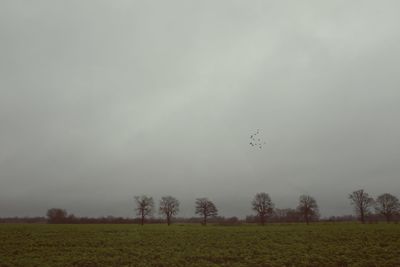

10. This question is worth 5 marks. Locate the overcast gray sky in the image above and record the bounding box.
[1,0,400,218]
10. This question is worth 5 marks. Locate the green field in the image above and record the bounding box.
[0,223,399,267]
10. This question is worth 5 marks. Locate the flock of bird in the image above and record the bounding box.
[249,129,266,149]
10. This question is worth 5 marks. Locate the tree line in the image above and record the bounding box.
[43,189,400,225]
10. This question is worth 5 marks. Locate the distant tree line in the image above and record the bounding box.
[131,190,399,225]
[133,195,221,226]
[3,189,398,225]
[0,217,47,224]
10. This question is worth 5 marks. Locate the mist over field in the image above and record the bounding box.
[1,0,400,218]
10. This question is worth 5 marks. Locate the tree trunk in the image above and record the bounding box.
[167,216,171,226]
[203,215,207,226]
[141,213,144,226]
[360,209,365,224]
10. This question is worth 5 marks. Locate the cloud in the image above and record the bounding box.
[1,0,400,217]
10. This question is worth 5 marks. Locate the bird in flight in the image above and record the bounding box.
[250,129,266,149]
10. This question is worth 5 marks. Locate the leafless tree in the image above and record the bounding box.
[159,196,179,225]
[195,198,218,225]
[46,208,68,224]
[349,189,374,223]
[375,193,399,223]
[251,192,274,225]
[297,195,319,224]
[134,195,154,226]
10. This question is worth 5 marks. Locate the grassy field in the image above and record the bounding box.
[0,223,399,267]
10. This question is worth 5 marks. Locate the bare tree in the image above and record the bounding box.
[251,193,274,225]
[134,195,154,226]
[195,198,218,225]
[46,208,68,224]
[297,195,319,224]
[159,196,179,225]
[349,189,374,224]
[375,193,399,223]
